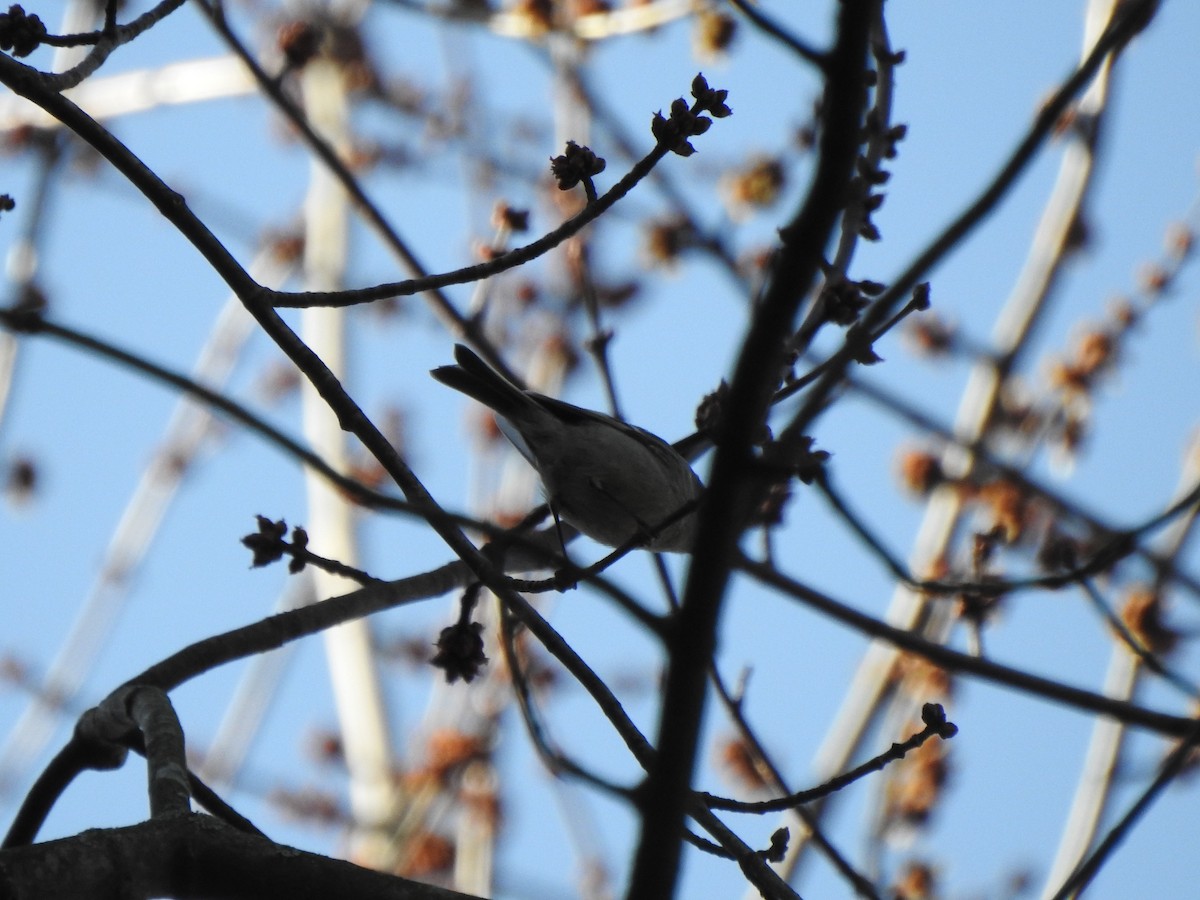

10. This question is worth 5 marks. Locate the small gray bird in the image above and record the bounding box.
[432,344,703,553]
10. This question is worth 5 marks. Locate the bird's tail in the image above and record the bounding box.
[430,344,532,419]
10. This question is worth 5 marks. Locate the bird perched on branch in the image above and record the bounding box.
[432,344,703,553]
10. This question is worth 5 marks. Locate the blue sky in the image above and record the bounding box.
[2,1,1199,897]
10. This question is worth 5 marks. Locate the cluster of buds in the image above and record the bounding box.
[4,454,37,506]
[491,200,530,233]
[694,379,771,448]
[895,448,945,497]
[431,618,487,683]
[904,309,957,357]
[1119,586,1179,658]
[818,273,886,326]
[241,515,309,574]
[277,20,323,70]
[865,110,907,158]
[651,73,732,157]
[853,189,886,241]
[642,216,695,268]
[549,140,606,192]
[431,583,488,684]
[693,9,736,61]
[1046,326,1119,401]
[892,862,936,900]
[0,4,45,58]
[852,111,907,241]
[722,155,786,218]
